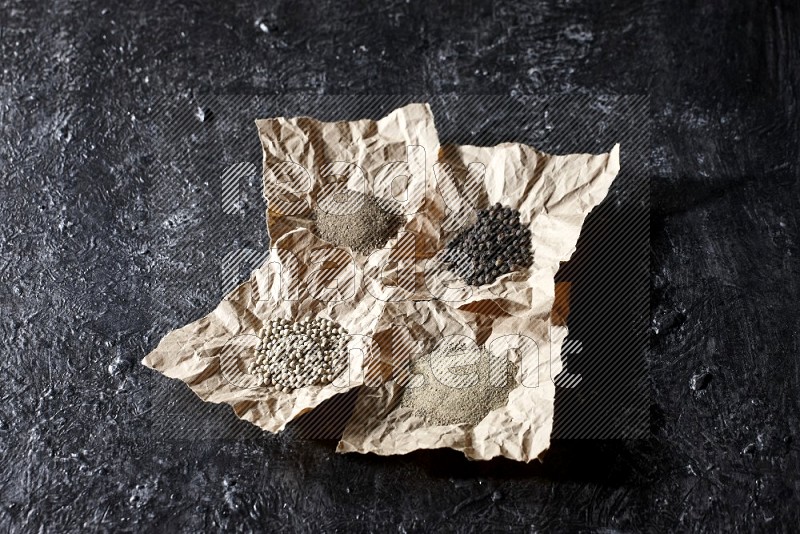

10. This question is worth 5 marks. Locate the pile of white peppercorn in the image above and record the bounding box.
[247,317,351,392]
[441,203,533,286]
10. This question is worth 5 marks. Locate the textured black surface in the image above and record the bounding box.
[2,0,799,532]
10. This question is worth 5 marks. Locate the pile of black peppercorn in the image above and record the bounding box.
[441,203,533,286]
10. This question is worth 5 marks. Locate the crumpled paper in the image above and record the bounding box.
[142,102,620,462]
[336,140,620,462]
[143,103,441,432]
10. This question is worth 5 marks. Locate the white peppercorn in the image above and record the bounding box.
[246,317,352,392]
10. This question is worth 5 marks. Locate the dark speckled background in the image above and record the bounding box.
[1,0,798,531]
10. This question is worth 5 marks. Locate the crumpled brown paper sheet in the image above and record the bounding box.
[142,103,441,432]
[142,102,620,462]
[335,138,620,462]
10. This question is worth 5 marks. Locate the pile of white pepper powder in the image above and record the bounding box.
[401,341,517,426]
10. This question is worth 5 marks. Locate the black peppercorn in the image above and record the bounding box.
[442,204,534,287]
